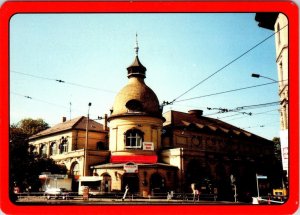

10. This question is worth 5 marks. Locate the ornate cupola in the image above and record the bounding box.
[126,34,146,79]
[109,34,163,119]
[108,35,165,155]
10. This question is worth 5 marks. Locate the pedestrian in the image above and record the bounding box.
[194,189,200,201]
[167,192,172,200]
[267,193,271,204]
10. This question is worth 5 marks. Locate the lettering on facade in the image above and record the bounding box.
[124,163,138,173]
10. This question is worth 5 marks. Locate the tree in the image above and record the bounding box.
[16,118,49,136]
[9,118,66,195]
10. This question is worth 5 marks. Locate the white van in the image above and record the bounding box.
[78,176,102,196]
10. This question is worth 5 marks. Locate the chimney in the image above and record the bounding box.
[62,116,67,122]
[104,114,108,131]
[188,110,203,118]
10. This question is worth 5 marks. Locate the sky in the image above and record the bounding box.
[10,13,281,140]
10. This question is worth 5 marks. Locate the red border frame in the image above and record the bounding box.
[0,1,298,214]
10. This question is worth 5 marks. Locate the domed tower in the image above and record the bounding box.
[108,37,165,159]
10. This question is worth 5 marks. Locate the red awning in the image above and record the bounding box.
[110,155,157,164]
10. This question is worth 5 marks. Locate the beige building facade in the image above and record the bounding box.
[255,12,289,175]
[29,116,109,182]
[92,43,178,197]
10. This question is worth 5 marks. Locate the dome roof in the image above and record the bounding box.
[109,38,163,120]
[109,77,162,118]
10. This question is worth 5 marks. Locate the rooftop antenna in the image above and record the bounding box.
[134,33,139,56]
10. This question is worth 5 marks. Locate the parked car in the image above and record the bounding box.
[44,188,70,200]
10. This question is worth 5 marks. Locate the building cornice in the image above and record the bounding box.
[108,112,166,123]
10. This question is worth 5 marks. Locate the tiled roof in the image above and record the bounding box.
[29,116,104,139]
[163,110,265,140]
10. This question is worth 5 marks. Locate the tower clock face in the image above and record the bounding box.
[192,136,200,146]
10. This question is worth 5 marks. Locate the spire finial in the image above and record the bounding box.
[134,33,139,56]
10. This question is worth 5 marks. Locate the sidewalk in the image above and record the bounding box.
[16,196,242,205]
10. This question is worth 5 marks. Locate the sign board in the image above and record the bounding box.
[143,142,154,150]
[39,174,67,179]
[46,174,68,179]
[124,163,138,173]
[257,175,267,179]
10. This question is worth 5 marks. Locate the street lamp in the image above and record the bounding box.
[251,73,277,82]
[83,102,92,176]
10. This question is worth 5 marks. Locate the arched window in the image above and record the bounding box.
[50,142,57,155]
[59,137,68,154]
[71,162,80,176]
[124,129,143,149]
[40,144,47,156]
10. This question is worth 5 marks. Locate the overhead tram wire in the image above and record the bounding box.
[235,101,280,111]
[12,92,108,117]
[163,24,288,106]
[12,22,287,106]
[201,101,280,118]
[174,81,284,103]
[164,104,280,132]
[226,109,280,122]
[241,121,279,130]
[11,71,117,94]
[217,108,279,120]
[12,92,77,110]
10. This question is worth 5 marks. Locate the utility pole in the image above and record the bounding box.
[256,173,260,198]
[83,102,92,176]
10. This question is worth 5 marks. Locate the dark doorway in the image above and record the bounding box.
[185,159,210,192]
[101,173,111,192]
[150,173,166,194]
[122,173,139,193]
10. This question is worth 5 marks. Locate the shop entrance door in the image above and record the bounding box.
[122,173,139,193]
[150,173,165,194]
[101,174,111,192]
